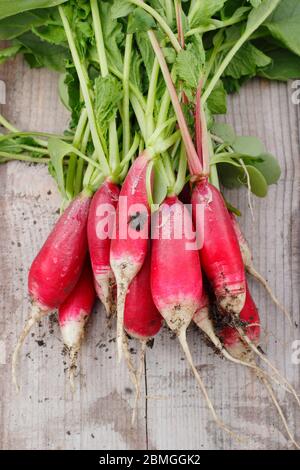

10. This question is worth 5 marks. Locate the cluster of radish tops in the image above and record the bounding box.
[1,0,300,447]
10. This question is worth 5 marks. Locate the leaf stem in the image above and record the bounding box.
[148,30,202,176]
[123,33,133,159]
[0,151,49,164]
[145,57,160,140]
[59,6,110,177]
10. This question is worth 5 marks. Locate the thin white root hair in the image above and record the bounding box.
[236,327,300,408]
[259,375,300,450]
[132,340,147,425]
[247,265,293,326]
[194,321,291,393]
[218,345,292,394]
[122,335,138,391]
[12,304,47,392]
[178,329,246,444]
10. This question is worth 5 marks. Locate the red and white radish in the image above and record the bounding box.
[151,195,237,437]
[12,190,91,389]
[88,180,119,317]
[58,259,96,391]
[219,284,260,362]
[110,152,152,360]
[192,180,246,316]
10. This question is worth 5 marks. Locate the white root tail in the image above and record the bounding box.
[68,347,79,394]
[123,336,147,425]
[236,327,300,409]
[178,329,246,444]
[116,287,128,362]
[132,340,147,425]
[247,266,292,326]
[259,375,300,450]
[12,303,48,392]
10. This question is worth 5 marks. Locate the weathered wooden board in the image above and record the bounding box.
[0,55,299,450]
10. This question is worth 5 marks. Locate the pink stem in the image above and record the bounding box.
[148,30,202,176]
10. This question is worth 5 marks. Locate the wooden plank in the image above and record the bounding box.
[0,56,299,450]
[0,56,147,450]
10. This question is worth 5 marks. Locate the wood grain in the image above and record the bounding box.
[0,56,299,450]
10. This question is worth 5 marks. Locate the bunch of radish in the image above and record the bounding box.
[4,0,299,448]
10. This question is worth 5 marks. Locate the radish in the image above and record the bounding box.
[218,284,260,362]
[58,259,96,391]
[124,243,162,422]
[151,195,238,438]
[192,180,246,316]
[229,212,292,325]
[110,152,152,360]
[124,245,162,341]
[88,180,119,317]
[12,190,91,389]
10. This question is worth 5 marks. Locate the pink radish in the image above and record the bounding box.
[219,284,260,362]
[88,180,119,317]
[229,212,292,325]
[12,190,91,389]
[110,152,152,360]
[192,180,246,316]
[58,259,96,391]
[124,244,162,341]
[151,195,237,437]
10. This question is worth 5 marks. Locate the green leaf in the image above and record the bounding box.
[189,0,227,28]
[0,0,68,20]
[58,73,70,110]
[224,42,271,79]
[111,0,134,19]
[207,80,227,114]
[0,10,51,40]
[48,137,72,196]
[136,32,155,80]
[175,42,205,90]
[0,45,22,64]
[258,48,300,81]
[16,31,68,71]
[211,122,236,144]
[64,66,81,127]
[127,8,156,33]
[219,163,243,188]
[250,152,281,184]
[94,75,123,132]
[241,165,268,197]
[32,24,66,45]
[99,2,124,72]
[246,0,280,34]
[264,0,300,56]
[233,135,265,156]
[219,160,268,196]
